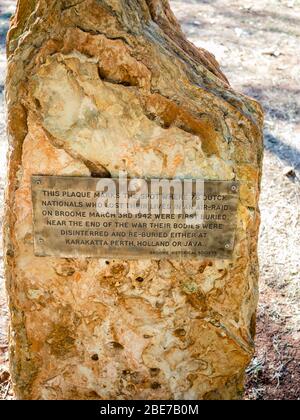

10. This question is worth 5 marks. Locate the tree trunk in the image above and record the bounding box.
[5,0,263,400]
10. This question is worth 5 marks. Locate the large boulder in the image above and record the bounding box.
[4,0,263,400]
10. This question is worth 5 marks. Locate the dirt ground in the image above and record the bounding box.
[0,0,299,400]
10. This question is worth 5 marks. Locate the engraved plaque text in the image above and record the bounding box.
[31,176,239,259]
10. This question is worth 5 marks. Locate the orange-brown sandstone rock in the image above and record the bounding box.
[4,0,263,400]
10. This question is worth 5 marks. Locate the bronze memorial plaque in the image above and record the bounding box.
[31,176,239,259]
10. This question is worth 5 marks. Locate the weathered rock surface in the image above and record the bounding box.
[4,0,263,400]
